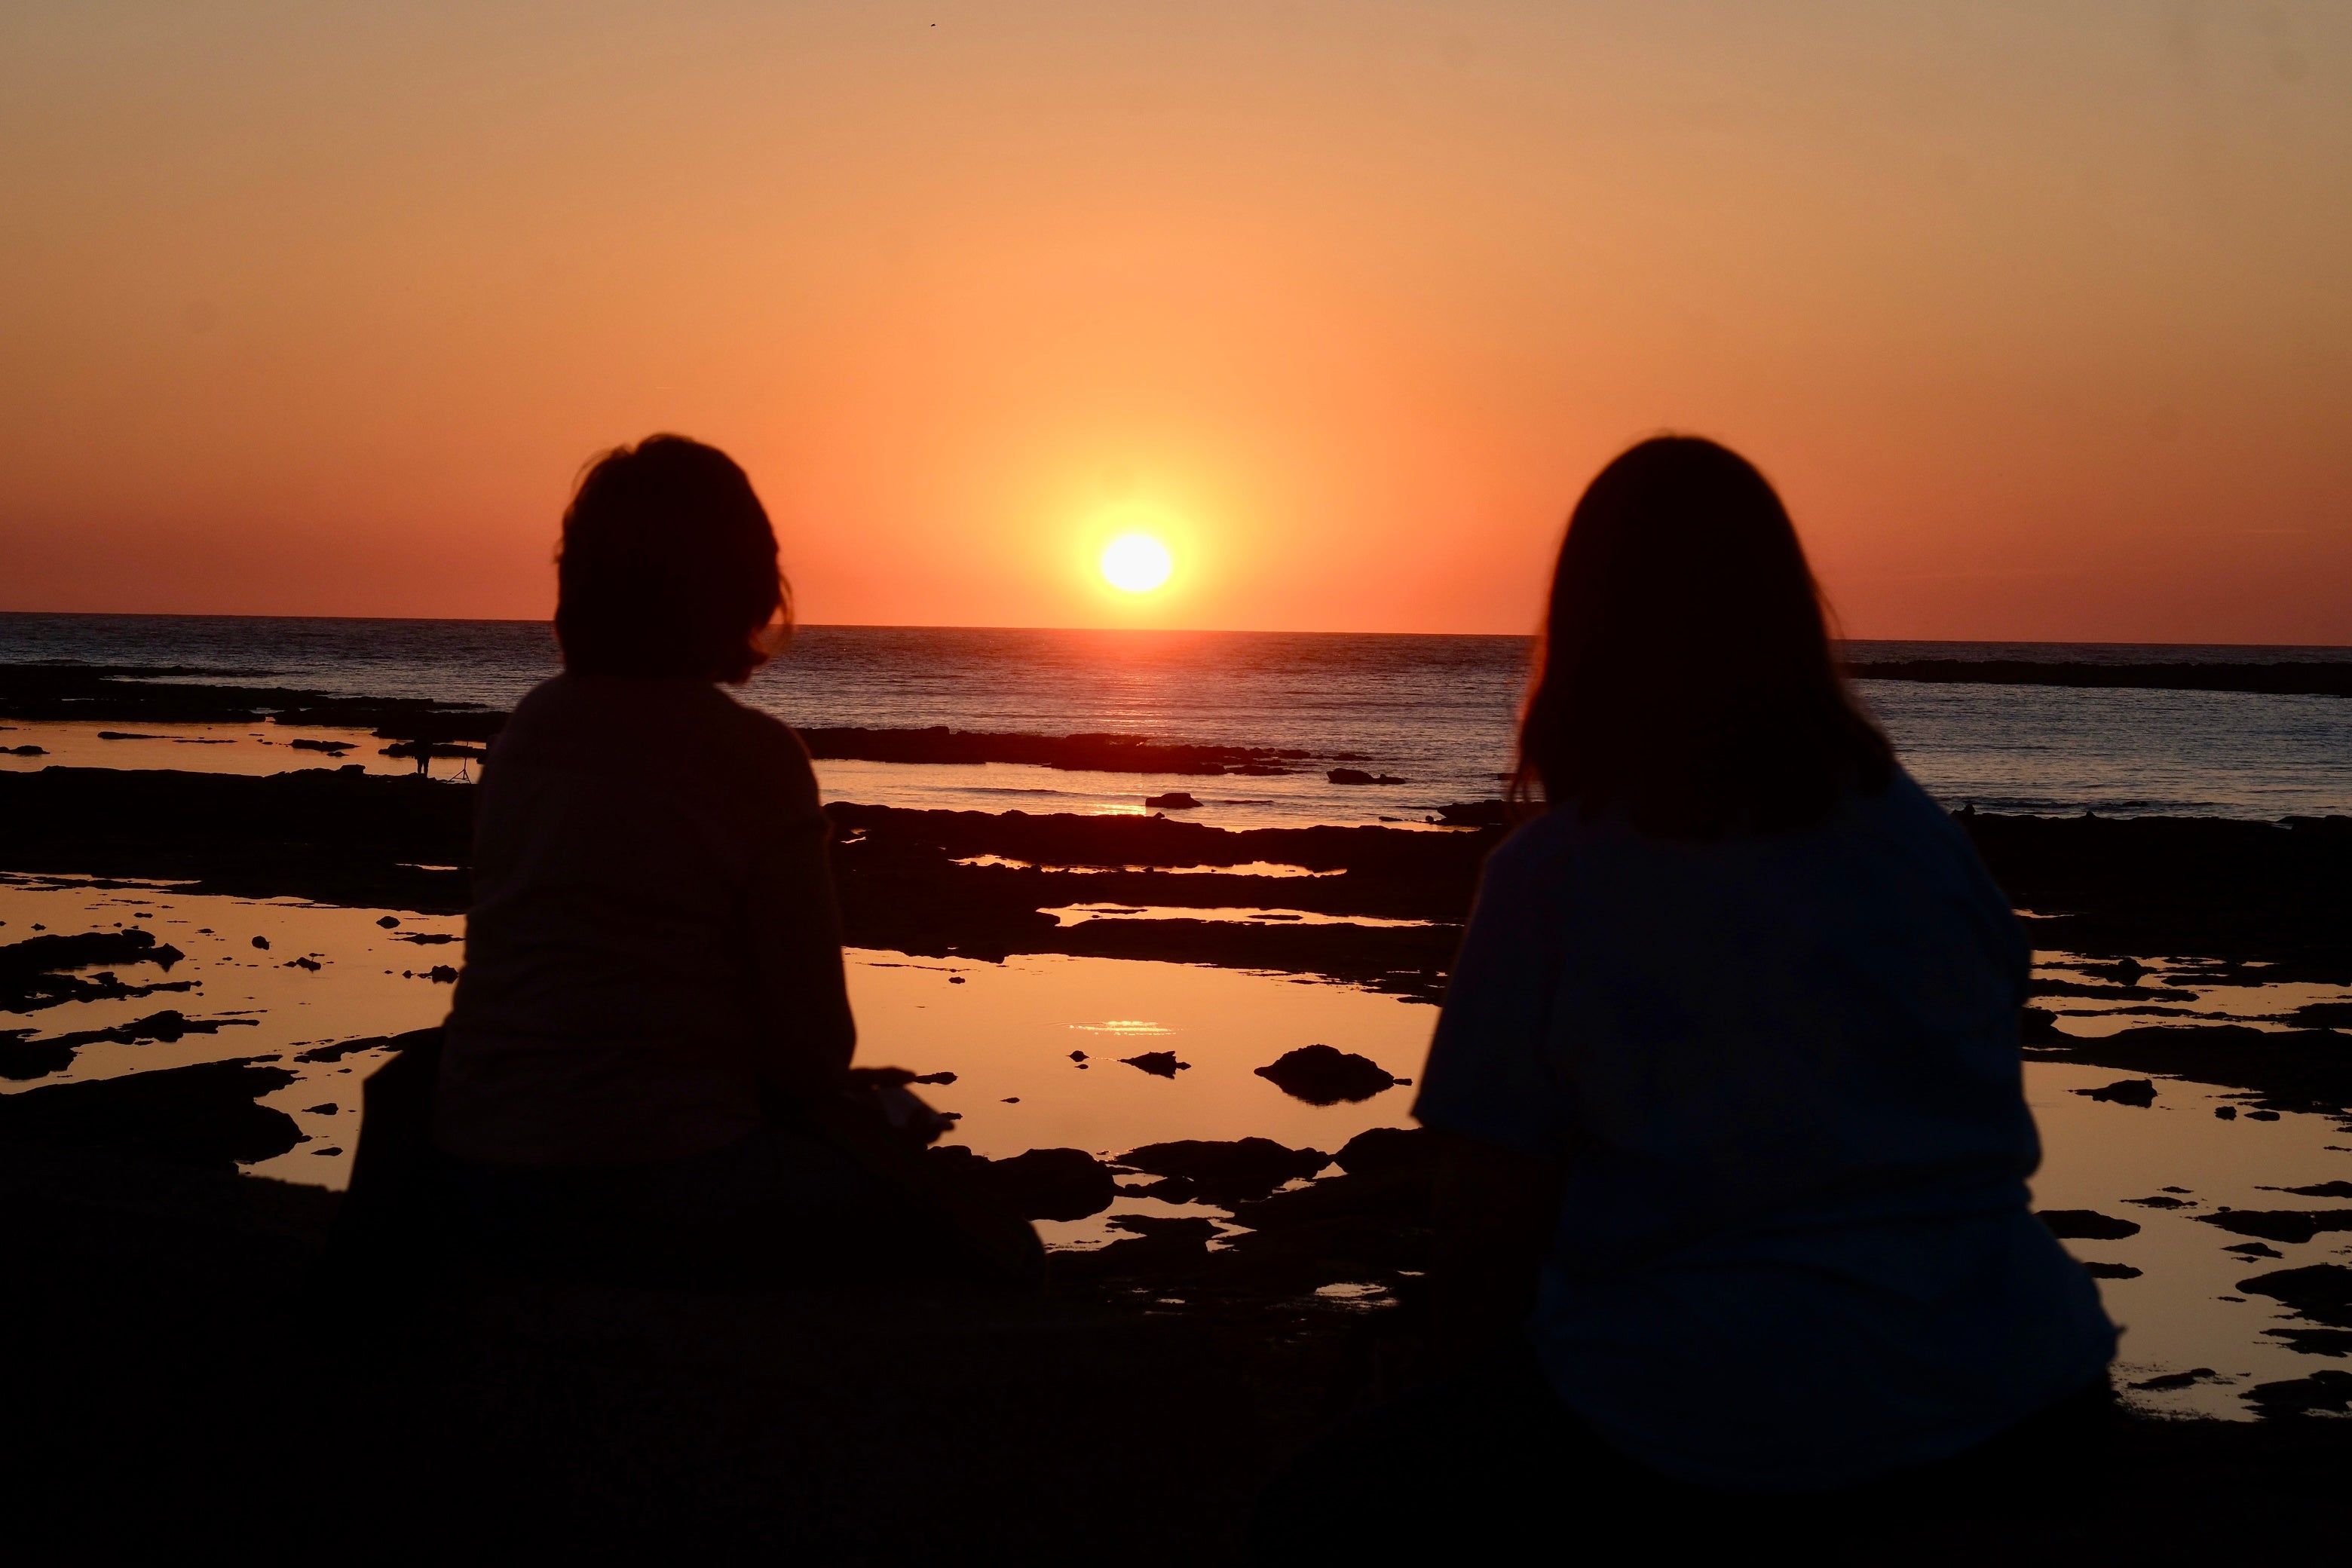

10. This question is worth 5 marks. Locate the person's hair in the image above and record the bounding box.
[554,434,789,684]
[1511,435,1892,839]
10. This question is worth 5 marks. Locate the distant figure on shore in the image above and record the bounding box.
[1255,437,2118,1557]
[428,435,1031,1285]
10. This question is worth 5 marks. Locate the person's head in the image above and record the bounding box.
[1514,435,1891,838]
[554,435,788,684]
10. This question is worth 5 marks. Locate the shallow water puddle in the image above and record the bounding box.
[2026,1062,2352,1419]
[0,874,464,1185]
[0,721,480,779]
[7,873,2351,1416]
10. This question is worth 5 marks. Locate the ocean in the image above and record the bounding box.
[4,611,2350,824]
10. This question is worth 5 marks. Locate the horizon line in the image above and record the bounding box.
[1,607,2348,653]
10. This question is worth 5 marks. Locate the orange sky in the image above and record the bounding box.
[2,3,2347,642]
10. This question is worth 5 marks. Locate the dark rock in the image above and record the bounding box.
[2129,1367,2217,1390]
[2227,1242,2286,1258]
[856,1067,959,1089]
[2020,1006,2065,1040]
[288,957,322,971]
[288,738,353,753]
[1326,769,1406,786]
[2200,1211,2352,1246]
[0,927,187,1012]
[0,1009,257,1080]
[2084,1262,2144,1279]
[1331,1125,1438,1181]
[1252,1044,1398,1106]
[2265,1328,2352,1358]
[394,933,459,945]
[1119,1052,1190,1078]
[1143,793,1200,810]
[252,936,270,951]
[2124,1195,2194,1208]
[928,1145,1116,1222]
[293,1031,427,1064]
[2078,1078,2158,1107]
[1434,800,1508,826]
[1104,1214,1219,1242]
[376,916,401,928]
[1114,1138,1331,1205]
[302,1103,338,1115]
[427,966,458,983]
[1122,1176,1199,1202]
[0,1028,78,1080]
[2038,1209,2142,1241]
[2243,1369,2352,1416]
[2249,1110,2282,1120]
[5,745,47,756]
[0,1058,300,1169]
[1050,1217,1216,1281]
[2237,1264,2352,1329]
[2274,1181,2352,1199]
[2216,1107,2238,1119]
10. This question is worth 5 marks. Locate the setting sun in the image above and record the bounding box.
[1099,533,1174,594]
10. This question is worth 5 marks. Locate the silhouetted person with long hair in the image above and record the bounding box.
[1255,437,2116,1558]
[429,435,1030,1285]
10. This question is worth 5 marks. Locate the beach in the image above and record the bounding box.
[6,623,2352,1557]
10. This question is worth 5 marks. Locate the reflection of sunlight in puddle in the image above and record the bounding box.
[1044,904,1432,929]
[1068,1020,1172,1035]
[1313,1282,1392,1305]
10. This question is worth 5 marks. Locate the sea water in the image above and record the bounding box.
[5,612,2351,822]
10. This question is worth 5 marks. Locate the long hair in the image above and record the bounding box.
[555,434,790,684]
[1511,436,1891,839]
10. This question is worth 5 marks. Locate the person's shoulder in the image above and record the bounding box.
[1847,766,1964,843]
[712,690,819,787]
[493,674,588,742]
[1478,808,1604,899]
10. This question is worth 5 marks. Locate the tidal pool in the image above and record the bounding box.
[5,871,2348,1419]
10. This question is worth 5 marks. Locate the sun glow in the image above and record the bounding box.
[1098,533,1174,594]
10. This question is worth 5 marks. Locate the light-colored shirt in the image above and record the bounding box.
[1415,768,2115,1492]
[434,675,854,1166]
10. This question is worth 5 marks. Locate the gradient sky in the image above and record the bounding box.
[3,2,2347,641]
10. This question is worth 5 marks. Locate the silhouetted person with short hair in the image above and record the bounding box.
[1254,437,2117,1559]
[427,434,1031,1286]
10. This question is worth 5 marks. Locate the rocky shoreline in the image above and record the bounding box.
[9,757,2352,1554]
[6,1046,2352,1559]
